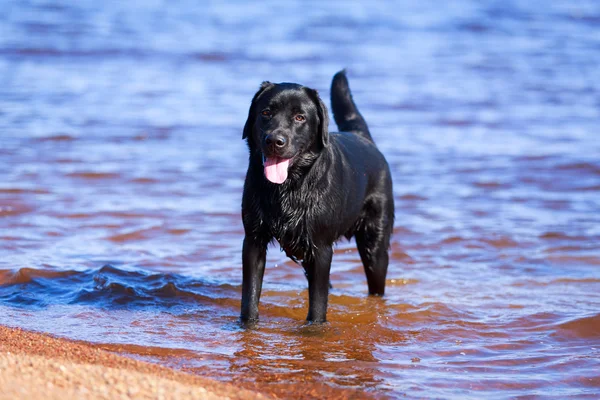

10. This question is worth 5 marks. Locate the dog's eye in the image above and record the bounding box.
[261,109,271,118]
[294,115,305,122]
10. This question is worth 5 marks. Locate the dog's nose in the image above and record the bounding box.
[265,134,286,148]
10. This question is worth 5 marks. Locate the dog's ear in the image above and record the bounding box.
[243,81,274,140]
[305,88,329,147]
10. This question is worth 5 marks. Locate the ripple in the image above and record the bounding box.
[66,172,121,180]
[553,314,600,340]
[539,232,589,241]
[0,188,50,194]
[0,203,36,217]
[31,134,77,143]
[398,193,428,201]
[556,162,600,175]
[480,236,520,249]
[0,265,238,310]
[105,227,161,243]
[0,267,79,285]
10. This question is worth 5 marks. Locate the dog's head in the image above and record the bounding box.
[243,82,329,184]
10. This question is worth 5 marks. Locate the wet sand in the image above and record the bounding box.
[0,325,370,400]
[0,325,267,400]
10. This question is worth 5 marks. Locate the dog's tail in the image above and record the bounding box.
[330,70,373,142]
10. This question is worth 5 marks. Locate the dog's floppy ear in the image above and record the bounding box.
[243,81,274,140]
[305,88,329,147]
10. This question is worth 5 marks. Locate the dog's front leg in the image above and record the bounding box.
[303,245,333,323]
[241,237,266,323]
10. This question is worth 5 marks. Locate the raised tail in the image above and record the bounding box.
[330,70,373,142]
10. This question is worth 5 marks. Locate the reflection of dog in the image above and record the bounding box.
[241,71,394,323]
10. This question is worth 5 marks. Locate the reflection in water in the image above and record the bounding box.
[2,0,600,398]
[232,323,383,390]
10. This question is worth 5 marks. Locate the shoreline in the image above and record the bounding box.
[0,325,268,400]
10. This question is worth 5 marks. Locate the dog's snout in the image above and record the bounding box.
[265,134,287,149]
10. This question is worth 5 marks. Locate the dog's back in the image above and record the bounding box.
[330,70,373,143]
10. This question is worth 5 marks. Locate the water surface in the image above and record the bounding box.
[1,1,600,398]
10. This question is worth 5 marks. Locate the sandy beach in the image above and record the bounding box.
[0,325,268,400]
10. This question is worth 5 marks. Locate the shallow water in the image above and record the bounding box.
[1,0,600,398]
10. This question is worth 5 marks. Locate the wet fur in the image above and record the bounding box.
[241,71,394,323]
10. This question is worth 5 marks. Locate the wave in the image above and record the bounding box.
[553,314,600,341]
[0,265,238,310]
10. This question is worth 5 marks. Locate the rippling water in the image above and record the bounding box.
[1,1,600,398]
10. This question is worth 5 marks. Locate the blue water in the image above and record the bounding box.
[1,1,600,398]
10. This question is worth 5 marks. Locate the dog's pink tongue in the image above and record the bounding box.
[264,157,290,184]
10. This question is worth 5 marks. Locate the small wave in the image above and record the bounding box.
[544,244,596,253]
[130,177,161,184]
[443,235,519,249]
[147,282,214,303]
[540,232,568,240]
[578,185,600,191]
[167,228,192,235]
[398,302,471,323]
[105,227,160,243]
[0,188,49,194]
[0,265,237,310]
[440,235,465,244]
[388,101,431,111]
[398,193,428,201]
[151,282,180,297]
[514,155,555,162]
[472,180,509,189]
[553,314,600,340]
[66,172,121,180]
[539,231,590,241]
[190,52,229,62]
[512,277,600,287]
[457,21,491,33]
[552,277,600,284]
[506,312,564,331]
[435,118,475,127]
[547,255,600,266]
[0,267,79,285]
[58,211,150,220]
[74,282,144,306]
[556,162,600,176]
[0,203,35,217]
[481,236,520,249]
[31,134,76,143]
[0,47,148,59]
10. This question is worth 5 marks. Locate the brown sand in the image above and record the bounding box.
[0,325,269,400]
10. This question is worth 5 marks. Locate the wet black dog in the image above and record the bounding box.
[241,71,394,323]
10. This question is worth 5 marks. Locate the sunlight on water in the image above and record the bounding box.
[1,0,600,398]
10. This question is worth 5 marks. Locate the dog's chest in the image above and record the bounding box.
[272,212,312,260]
[265,195,315,261]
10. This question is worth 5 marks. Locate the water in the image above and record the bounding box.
[1,0,600,398]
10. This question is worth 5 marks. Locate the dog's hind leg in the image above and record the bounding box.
[355,198,393,296]
[302,245,333,323]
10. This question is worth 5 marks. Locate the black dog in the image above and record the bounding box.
[241,71,394,323]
